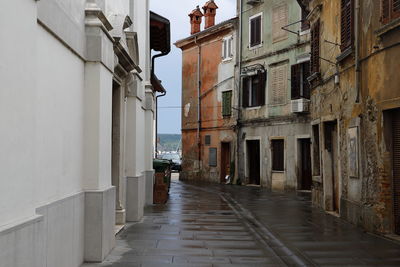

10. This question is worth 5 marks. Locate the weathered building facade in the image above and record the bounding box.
[237,0,311,190]
[304,0,400,235]
[0,0,169,266]
[176,2,238,183]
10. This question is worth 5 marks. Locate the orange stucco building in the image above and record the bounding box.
[175,2,238,183]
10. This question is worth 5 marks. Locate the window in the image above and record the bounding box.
[222,91,232,117]
[291,61,311,99]
[222,36,233,60]
[242,70,266,107]
[381,0,400,24]
[301,8,310,32]
[249,13,262,48]
[312,125,321,176]
[341,0,354,51]
[209,148,217,167]
[205,135,211,145]
[269,64,288,105]
[271,139,284,172]
[272,4,288,43]
[310,20,320,74]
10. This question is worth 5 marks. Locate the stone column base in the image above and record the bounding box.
[116,209,126,225]
[144,170,155,206]
[84,186,116,262]
[126,175,145,222]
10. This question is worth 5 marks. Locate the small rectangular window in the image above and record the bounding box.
[205,135,211,145]
[310,20,320,74]
[249,14,262,48]
[242,70,266,107]
[291,61,310,100]
[222,91,232,117]
[209,148,217,167]
[222,36,233,60]
[381,0,400,24]
[271,139,284,172]
[340,0,354,51]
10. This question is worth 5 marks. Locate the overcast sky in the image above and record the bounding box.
[150,0,237,134]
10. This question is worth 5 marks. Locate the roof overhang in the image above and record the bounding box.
[150,11,171,54]
[151,73,166,93]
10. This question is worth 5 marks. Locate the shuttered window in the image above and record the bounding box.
[250,14,262,48]
[222,36,233,60]
[381,0,400,24]
[222,91,232,117]
[242,70,266,107]
[271,139,284,172]
[205,135,211,145]
[272,4,288,43]
[291,61,311,100]
[310,20,320,74]
[270,64,288,105]
[341,0,354,51]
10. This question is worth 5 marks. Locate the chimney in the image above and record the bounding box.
[189,6,204,35]
[203,0,218,29]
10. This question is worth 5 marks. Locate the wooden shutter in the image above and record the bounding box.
[270,65,287,105]
[341,0,354,51]
[311,20,320,74]
[209,148,217,167]
[257,71,266,106]
[222,91,232,116]
[393,0,400,19]
[301,8,310,32]
[393,112,400,234]
[381,0,391,23]
[302,61,311,98]
[272,140,284,171]
[250,16,261,47]
[242,77,249,107]
[272,4,288,42]
[291,64,301,100]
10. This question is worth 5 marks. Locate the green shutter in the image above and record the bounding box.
[222,91,232,117]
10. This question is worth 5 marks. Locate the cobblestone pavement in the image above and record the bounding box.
[83,179,400,266]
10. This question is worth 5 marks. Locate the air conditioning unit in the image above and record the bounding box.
[291,98,310,113]
[247,0,263,5]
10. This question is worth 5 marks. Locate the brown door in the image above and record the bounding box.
[220,142,231,183]
[392,110,400,234]
[300,139,312,190]
[324,121,339,212]
[247,140,260,185]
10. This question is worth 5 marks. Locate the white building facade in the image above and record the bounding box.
[0,0,163,266]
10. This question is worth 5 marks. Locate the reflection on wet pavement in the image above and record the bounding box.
[83,180,400,266]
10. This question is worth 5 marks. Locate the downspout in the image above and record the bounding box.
[355,0,360,103]
[236,0,243,184]
[195,36,202,169]
[152,51,169,157]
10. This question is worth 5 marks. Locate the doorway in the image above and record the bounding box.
[324,121,339,212]
[247,140,260,185]
[220,142,231,183]
[112,81,123,225]
[298,138,312,191]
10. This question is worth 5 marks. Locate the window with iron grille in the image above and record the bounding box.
[242,70,266,107]
[205,135,211,145]
[249,13,262,48]
[291,61,311,100]
[341,0,354,51]
[271,139,284,172]
[209,148,217,167]
[381,0,400,24]
[310,20,320,74]
[222,91,232,117]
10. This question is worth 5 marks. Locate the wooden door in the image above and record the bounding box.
[247,140,261,185]
[220,142,231,183]
[393,110,400,234]
[300,139,312,190]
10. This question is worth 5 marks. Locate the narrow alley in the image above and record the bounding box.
[83,177,400,267]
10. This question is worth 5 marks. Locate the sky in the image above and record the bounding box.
[150,0,237,134]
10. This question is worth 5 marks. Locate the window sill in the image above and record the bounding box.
[249,43,263,50]
[244,106,262,110]
[307,72,320,83]
[376,17,400,37]
[222,57,233,62]
[300,29,311,36]
[222,115,232,118]
[272,170,285,173]
[336,47,353,63]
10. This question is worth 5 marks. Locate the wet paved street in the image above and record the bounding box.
[84,178,400,266]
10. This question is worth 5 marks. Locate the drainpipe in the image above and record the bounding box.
[355,0,360,103]
[236,0,243,184]
[195,36,202,169]
[152,51,169,157]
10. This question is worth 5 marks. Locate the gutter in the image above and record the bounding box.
[355,0,360,103]
[235,0,243,184]
[195,36,202,168]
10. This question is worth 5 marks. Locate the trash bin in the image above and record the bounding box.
[153,159,171,204]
